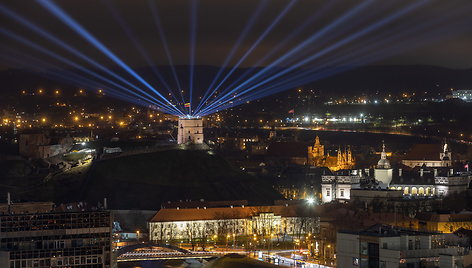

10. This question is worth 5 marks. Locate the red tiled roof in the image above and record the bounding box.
[404,144,441,161]
[267,142,309,158]
[149,205,300,222]
[162,200,248,209]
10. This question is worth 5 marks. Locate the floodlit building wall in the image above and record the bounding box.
[177,118,203,144]
[337,231,468,268]
[149,214,318,242]
[335,232,360,268]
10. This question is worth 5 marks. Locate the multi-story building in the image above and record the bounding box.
[0,202,113,268]
[402,142,453,168]
[451,89,472,102]
[19,133,74,159]
[389,168,471,197]
[416,212,472,233]
[148,205,318,242]
[337,225,471,268]
[321,170,362,203]
[320,142,471,203]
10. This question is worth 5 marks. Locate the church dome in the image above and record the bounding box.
[377,158,391,169]
[377,142,391,169]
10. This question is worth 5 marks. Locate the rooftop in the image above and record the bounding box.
[403,144,445,161]
[340,224,441,237]
[149,205,304,222]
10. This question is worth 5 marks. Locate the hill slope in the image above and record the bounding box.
[30,150,282,210]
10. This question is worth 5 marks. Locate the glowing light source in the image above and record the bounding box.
[1,0,469,118]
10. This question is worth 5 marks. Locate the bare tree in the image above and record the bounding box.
[199,221,215,251]
[166,223,177,243]
[185,222,200,250]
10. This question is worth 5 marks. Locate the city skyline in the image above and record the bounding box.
[1,1,471,268]
[2,0,472,118]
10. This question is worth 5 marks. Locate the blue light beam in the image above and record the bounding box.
[195,0,299,115]
[0,3,182,115]
[199,0,428,115]
[102,0,185,111]
[35,0,185,116]
[194,0,268,114]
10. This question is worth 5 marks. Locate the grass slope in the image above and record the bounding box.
[78,150,281,209]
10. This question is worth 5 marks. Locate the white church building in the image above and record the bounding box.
[321,142,471,203]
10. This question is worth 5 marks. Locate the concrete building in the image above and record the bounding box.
[416,212,472,233]
[321,170,361,203]
[323,167,471,203]
[390,167,471,197]
[177,118,203,144]
[148,205,318,242]
[349,189,404,203]
[19,133,73,159]
[402,142,453,168]
[452,89,472,102]
[0,202,113,268]
[320,142,471,203]
[337,225,471,268]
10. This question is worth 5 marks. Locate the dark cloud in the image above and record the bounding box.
[1,0,472,70]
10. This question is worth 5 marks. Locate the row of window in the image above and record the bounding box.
[0,213,110,232]
[9,247,106,259]
[2,238,110,251]
[325,189,345,197]
[9,255,104,268]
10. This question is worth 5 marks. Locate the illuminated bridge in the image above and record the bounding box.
[116,245,330,268]
[116,243,243,262]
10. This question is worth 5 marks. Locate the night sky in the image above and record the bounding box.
[1,0,472,71]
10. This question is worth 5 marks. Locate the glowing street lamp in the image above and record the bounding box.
[306,197,315,205]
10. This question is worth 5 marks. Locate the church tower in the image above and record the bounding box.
[347,146,353,163]
[177,118,204,144]
[337,146,343,167]
[439,138,452,167]
[312,136,324,158]
[374,141,393,186]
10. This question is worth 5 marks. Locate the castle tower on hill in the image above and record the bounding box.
[177,118,203,144]
[308,136,355,171]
